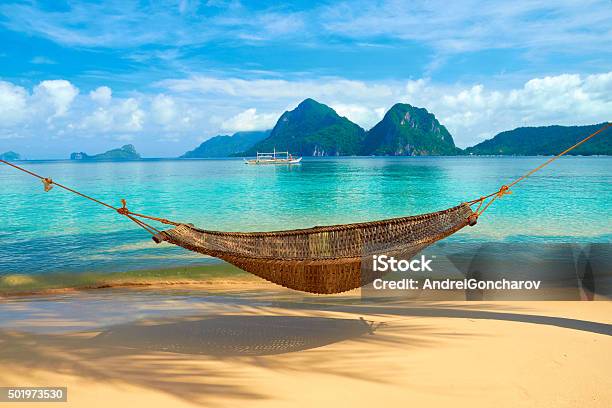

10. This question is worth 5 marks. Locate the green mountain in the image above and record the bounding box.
[70,144,141,160]
[181,130,270,158]
[243,99,366,156]
[0,151,21,161]
[465,123,612,155]
[362,104,459,155]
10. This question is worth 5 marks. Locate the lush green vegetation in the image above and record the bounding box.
[181,99,609,158]
[70,144,141,160]
[181,130,270,158]
[243,98,366,156]
[362,103,459,155]
[239,99,458,157]
[465,123,611,155]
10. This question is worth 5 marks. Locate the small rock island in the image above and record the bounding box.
[70,144,141,161]
[0,151,21,161]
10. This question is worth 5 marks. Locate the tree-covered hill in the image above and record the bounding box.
[362,103,459,156]
[243,99,366,156]
[181,130,270,158]
[465,123,611,156]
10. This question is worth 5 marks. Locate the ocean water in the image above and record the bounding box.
[0,157,610,275]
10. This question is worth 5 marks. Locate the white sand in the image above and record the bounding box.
[0,286,610,407]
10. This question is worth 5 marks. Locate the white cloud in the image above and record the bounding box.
[33,80,79,118]
[30,56,57,65]
[81,97,145,132]
[0,79,79,129]
[89,86,112,105]
[0,1,306,48]
[114,134,135,142]
[221,108,277,132]
[151,94,177,125]
[81,108,113,132]
[331,103,385,129]
[159,76,394,102]
[150,94,199,131]
[116,98,145,131]
[2,0,610,58]
[0,81,28,125]
[322,0,612,54]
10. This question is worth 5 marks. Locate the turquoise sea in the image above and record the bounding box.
[1,157,611,276]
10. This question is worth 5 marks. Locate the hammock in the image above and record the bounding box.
[152,203,474,293]
[1,123,609,293]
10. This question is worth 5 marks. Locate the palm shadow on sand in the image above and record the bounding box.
[0,297,610,405]
[0,314,398,405]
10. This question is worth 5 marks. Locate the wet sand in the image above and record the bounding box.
[0,284,611,407]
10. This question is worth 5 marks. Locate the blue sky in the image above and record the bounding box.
[1,0,611,158]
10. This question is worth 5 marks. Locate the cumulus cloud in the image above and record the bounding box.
[0,79,79,135]
[331,103,386,129]
[221,108,278,132]
[150,94,199,131]
[151,94,177,124]
[89,86,112,105]
[0,81,28,125]
[33,80,79,118]
[81,97,145,132]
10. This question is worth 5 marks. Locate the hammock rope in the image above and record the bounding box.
[467,122,611,217]
[0,158,179,235]
[1,122,609,293]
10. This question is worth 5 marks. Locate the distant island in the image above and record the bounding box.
[465,123,612,156]
[181,130,270,158]
[244,99,366,157]
[0,151,21,161]
[182,99,609,158]
[184,99,460,158]
[70,144,141,161]
[362,103,459,155]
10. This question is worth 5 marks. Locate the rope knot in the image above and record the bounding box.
[497,185,511,198]
[117,199,129,215]
[42,177,54,192]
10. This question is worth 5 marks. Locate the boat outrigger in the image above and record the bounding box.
[245,149,302,165]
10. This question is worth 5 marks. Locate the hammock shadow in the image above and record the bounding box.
[0,315,396,404]
[91,315,381,356]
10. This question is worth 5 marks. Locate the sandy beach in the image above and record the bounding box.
[1,283,610,408]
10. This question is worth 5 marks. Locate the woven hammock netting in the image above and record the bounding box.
[154,203,475,293]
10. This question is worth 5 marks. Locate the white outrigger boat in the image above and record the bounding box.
[245,149,302,165]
